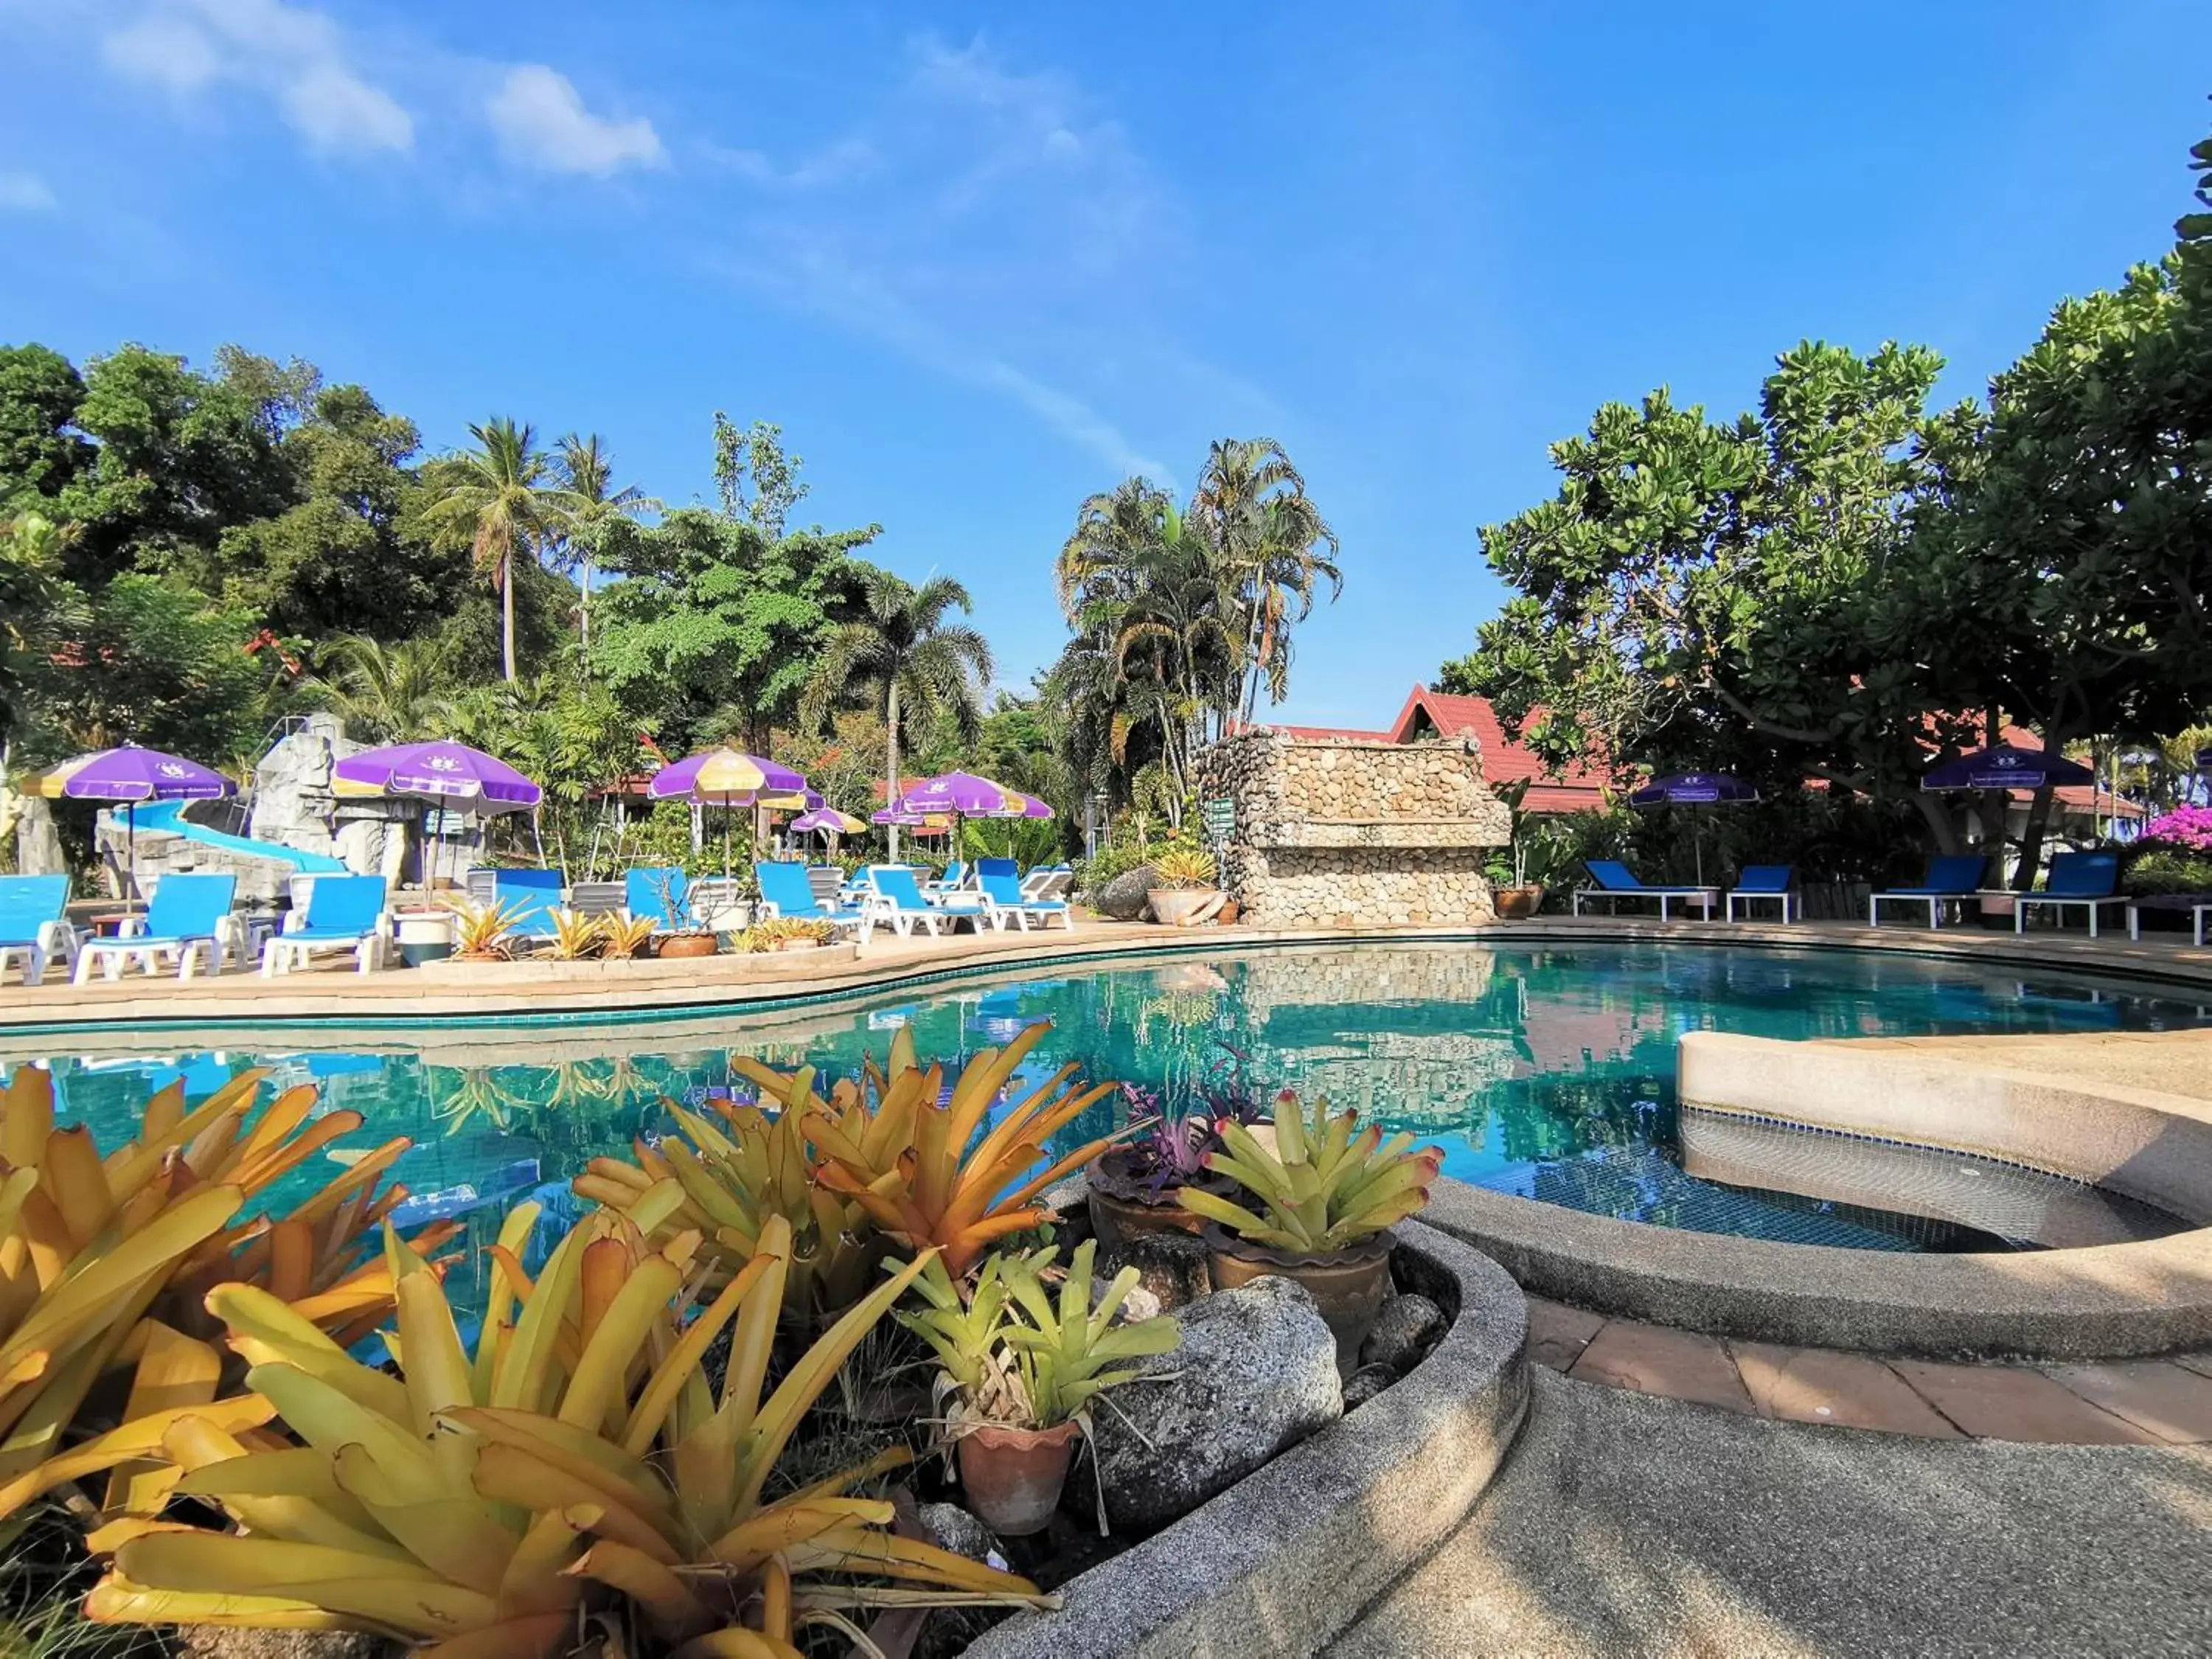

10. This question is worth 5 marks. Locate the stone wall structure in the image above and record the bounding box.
[1197,730,1512,928]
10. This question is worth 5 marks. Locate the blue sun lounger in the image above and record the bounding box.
[754,861,873,942]
[263,875,391,975]
[2014,851,2126,937]
[0,875,77,987]
[74,873,239,983]
[977,869,1074,931]
[1867,855,1989,928]
[866,866,991,936]
[1725,865,1798,922]
[1572,860,1716,920]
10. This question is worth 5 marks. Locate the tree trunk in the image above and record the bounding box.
[886,679,901,863]
[2013,783,2058,891]
[1911,790,1963,856]
[501,546,518,683]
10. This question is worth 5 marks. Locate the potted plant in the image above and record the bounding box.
[1488,781,1547,917]
[439,894,526,961]
[900,1239,1178,1536]
[599,913,658,960]
[544,908,606,961]
[737,916,837,953]
[1178,1089,1443,1374]
[1086,1084,1235,1249]
[1147,845,1225,927]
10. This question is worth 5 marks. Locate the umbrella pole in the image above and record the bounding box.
[126,802,137,914]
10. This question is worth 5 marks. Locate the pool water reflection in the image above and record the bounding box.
[7,943,2203,1276]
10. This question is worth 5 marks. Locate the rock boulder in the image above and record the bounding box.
[1361,1291,1446,1374]
[1089,1275,1342,1531]
[1093,865,1161,922]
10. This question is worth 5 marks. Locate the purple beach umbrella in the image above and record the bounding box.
[1920,744,2094,793]
[897,771,1025,815]
[334,740,543,810]
[31,746,235,909]
[1629,771,1757,885]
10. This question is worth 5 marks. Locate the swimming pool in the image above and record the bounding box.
[5,942,2202,1262]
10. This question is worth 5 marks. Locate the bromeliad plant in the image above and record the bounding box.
[900,1240,1177,1434]
[599,913,658,959]
[543,907,607,960]
[441,895,530,961]
[0,1065,451,1522]
[1148,846,1218,890]
[83,1206,1048,1657]
[733,1023,1130,1276]
[574,1093,876,1319]
[1178,1089,1443,1254]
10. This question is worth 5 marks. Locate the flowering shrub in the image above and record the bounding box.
[2140,804,2212,851]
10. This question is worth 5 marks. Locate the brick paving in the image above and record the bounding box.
[1531,1295,2212,1444]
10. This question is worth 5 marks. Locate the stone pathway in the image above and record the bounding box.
[1529,1296,2212,1444]
[1333,1366,2212,1658]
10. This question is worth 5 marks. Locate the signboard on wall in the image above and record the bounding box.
[1200,797,1235,844]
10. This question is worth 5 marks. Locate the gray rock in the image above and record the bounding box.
[1093,865,1161,921]
[1090,1275,1343,1531]
[919,1500,1001,1563]
[1099,1226,1213,1310]
[1342,1363,1397,1411]
[1362,1292,1446,1374]
[1102,1279,1164,1324]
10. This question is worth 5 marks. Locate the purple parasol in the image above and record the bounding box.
[896,771,1025,816]
[38,746,234,803]
[1628,772,1759,808]
[1919,744,2093,793]
[646,748,810,805]
[334,740,543,810]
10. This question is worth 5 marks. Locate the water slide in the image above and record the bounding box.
[128,799,347,872]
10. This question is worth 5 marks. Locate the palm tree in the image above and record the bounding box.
[307,634,454,743]
[554,433,655,658]
[424,418,583,682]
[800,570,993,856]
[1191,439,1341,724]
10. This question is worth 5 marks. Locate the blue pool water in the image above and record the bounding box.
[4,942,2202,1265]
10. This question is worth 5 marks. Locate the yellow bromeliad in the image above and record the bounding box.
[85,1204,1047,1657]
[0,1065,451,1521]
[732,1022,1127,1277]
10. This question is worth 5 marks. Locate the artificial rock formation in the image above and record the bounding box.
[1196,729,1512,928]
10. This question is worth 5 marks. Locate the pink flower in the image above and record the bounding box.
[2143,805,2212,852]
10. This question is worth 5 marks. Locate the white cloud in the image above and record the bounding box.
[485,65,664,177]
[712,136,877,191]
[0,170,56,212]
[100,0,412,155]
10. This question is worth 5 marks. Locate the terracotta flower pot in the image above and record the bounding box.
[1493,883,1545,919]
[657,933,719,959]
[1085,1147,1216,1248]
[1148,887,1222,926]
[1201,1223,1394,1378]
[958,1419,1080,1536]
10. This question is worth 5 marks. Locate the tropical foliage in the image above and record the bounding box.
[1179,1090,1443,1254]
[1048,439,1340,827]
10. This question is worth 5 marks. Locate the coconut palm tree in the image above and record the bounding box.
[307,634,453,743]
[800,570,993,857]
[1190,438,1341,724]
[424,418,583,682]
[554,433,656,658]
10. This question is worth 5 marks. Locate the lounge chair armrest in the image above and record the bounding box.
[35,919,77,955]
[114,916,148,939]
[755,900,783,920]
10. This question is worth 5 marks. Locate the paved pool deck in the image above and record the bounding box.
[1334,1366,2212,1658]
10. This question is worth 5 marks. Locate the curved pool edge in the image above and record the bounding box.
[8,915,2212,1040]
[1425,1022,2212,1364]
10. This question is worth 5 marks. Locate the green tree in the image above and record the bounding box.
[1190,438,1341,724]
[592,422,874,752]
[1443,341,1973,844]
[0,344,93,505]
[713,414,808,539]
[306,633,456,743]
[0,512,88,770]
[422,417,582,683]
[554,432,656,657]
[800,571,992,855]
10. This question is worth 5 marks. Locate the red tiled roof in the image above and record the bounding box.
[1386,688,1611,807]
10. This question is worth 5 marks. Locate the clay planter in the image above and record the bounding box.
[958,1419,1081,1536]
[656,933,720,959]
[774,937,823,952]
[1085,1147,1222,1248]
[1492,883,1545,919]
[1200,1223,1394,1377]
[1148,887,1222,927]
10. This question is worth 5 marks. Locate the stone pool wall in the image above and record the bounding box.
[1198,731,1512,928]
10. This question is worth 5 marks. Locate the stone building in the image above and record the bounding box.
[1195,728,1512,928]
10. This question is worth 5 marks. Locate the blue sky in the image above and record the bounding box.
[0,1,2205,727]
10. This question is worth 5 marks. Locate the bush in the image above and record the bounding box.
[2140,806,2212,852]
[2122,846,2212,896]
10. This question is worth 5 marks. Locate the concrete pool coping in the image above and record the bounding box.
[7,914,2212,1041]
